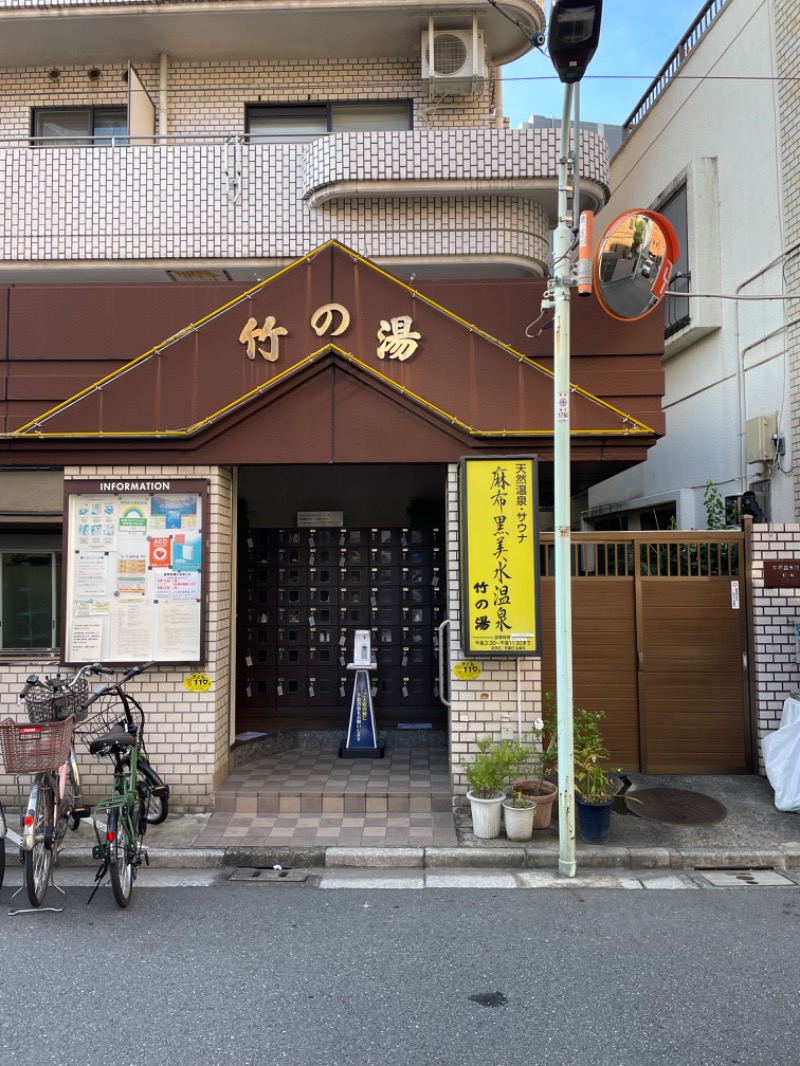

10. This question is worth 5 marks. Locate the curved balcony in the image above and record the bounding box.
[303,128,609,218]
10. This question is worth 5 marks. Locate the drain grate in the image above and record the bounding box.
[694,868,796,888]
[228,867,309,883]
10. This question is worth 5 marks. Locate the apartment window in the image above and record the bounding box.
[33,107,128,146]
[0,536,62,652]
[246,102,412,143]
[660,185,690,337]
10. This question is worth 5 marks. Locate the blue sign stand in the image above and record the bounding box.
[340,666,383,759]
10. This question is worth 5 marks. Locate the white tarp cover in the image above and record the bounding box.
[763,697,800,812]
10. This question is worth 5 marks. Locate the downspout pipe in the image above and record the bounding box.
[159,53,169,140]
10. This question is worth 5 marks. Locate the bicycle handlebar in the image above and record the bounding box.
[18,661,112,701]
[80,661,155,708]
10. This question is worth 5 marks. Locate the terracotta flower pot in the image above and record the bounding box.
[511,778,558,829]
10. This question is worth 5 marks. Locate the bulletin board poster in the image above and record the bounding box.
[458,457,541,657]
[64,479,207,664]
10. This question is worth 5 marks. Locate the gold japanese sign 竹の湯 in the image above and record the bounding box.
[459,457,541,657]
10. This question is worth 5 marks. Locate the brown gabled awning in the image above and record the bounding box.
[0,241,665,495]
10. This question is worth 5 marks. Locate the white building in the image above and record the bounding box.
[588,0,797,531]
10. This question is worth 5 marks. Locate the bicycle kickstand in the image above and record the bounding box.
[9,865,67,916]
[86,859,109,905]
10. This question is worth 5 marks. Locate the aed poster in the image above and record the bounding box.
[458,457,541,656]
[64,481,206,664]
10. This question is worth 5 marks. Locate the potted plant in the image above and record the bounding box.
[510,715,558,829]
[572,706,621,845]
[460,736,531,839]
[501,789,537,841]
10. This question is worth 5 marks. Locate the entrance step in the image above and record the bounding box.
[214,747,454,816]
[204,747,458,848]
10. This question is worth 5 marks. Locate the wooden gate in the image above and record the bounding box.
[541,531,752,774]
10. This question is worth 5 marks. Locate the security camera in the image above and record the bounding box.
[532,31,547,48]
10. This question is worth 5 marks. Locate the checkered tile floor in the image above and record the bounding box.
[195,747,458,848]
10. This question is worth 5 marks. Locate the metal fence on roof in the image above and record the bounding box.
[622,0,731,137]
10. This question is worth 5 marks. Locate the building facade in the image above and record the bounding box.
[588,0,796,531]
[0,0,674,810]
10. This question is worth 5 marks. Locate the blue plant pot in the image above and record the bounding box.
[576,795,614,844]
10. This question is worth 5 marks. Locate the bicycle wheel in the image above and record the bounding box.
[107,808,135,908]
[24,778,55,908]
[137,761,169,825]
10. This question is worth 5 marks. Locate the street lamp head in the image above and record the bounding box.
[547,0,603,83]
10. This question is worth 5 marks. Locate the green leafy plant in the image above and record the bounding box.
[703,480,726,530]
[506,789,534,810]
[513,713,557,795]
[572,706,621,804]
[542,695,621,805]
[460,736,531,799]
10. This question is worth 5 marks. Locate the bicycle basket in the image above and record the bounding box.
[0,716,74,773]
[73,695,142,758]
[25,678,90,724]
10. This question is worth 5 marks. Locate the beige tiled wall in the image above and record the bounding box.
[0,464,234,811]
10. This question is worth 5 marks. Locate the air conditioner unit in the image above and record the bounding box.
[421,29,486,92]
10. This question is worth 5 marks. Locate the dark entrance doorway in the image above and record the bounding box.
[235,465,448,734]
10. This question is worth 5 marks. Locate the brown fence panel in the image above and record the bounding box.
[638,576,750,773]
[541,575,640,771]
[541,531,750,776]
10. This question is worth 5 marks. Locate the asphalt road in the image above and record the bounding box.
[0,875,798,1066]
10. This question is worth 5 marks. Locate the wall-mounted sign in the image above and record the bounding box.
[238,305,423,364]
[764,560,800,588]
[453,660,482,681]
[184,672,212,692]
[64,479,207,664]
[458,457,541,657]
[297,511,344,528]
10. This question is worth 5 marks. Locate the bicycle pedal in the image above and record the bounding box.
[151,785,169,798]
[72,805,92,820]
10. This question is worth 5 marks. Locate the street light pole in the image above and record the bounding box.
[543,0,603,878]
[551,82,576,878]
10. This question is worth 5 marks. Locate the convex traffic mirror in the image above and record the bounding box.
[593,209,679,322]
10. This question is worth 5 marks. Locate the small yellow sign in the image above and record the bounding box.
[453,660,482,681]
[183,672,212,693]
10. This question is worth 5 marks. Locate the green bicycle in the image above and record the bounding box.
[79,662,169,908]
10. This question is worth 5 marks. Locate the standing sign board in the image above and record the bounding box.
[63,478,207,664]
[459,457,541,656]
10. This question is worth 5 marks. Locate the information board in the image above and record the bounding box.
[459,457,541,657]
[64,479,206,663]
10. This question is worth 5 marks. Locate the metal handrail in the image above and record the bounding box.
[622,0,731,136]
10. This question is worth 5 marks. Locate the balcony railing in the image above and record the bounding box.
[623,0,731,136]
[0,128,608,273]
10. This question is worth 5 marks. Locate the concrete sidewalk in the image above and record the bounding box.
[5,772,800,872]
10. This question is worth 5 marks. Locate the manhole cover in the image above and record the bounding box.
[625,788,727,826]
[228,867,309,883]
[696,868,795,888]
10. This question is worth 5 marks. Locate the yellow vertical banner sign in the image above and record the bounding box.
[459,456,541,656]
